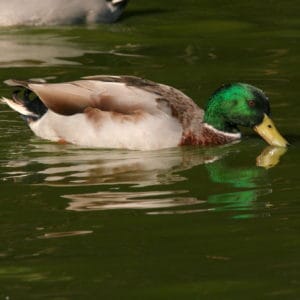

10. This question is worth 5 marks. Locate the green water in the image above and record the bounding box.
[0,1,300,299]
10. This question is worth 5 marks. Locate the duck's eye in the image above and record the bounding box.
[248,100,256,108]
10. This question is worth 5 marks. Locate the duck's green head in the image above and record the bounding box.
[204,83,288,147]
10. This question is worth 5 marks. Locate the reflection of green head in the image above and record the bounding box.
[206,158,268,219]
[206,159,265,189]
[204,83,270,133]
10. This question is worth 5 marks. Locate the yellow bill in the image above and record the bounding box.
[253,114,288,148]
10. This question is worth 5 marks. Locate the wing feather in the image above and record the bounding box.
[4,76,204,131]
[27,79,160,116]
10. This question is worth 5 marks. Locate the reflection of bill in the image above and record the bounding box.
[256,146,287,169]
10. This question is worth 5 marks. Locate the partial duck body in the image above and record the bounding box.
[0,0,129,26]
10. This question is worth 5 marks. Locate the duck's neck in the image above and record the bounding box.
[204,108,239,134]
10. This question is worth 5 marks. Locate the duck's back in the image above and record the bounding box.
[36,76,204,150]
[3,76,205,150]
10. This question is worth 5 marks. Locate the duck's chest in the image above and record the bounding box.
[180,124,241,146]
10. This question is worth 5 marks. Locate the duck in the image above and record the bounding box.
[0,0,129,26]
[1,75,288,150]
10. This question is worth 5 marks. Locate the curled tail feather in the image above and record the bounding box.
[1,97,40,122]
[1,81,47,122]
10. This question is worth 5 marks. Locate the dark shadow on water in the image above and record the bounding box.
[121,8,170,21]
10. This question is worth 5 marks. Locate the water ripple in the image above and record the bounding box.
[0,139,285,217]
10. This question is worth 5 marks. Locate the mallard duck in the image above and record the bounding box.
[0,0,128,26]
[1,75,288,150]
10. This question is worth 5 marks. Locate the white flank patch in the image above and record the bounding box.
[30,110,183,151]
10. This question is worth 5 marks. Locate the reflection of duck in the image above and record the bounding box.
[2,76,288,150]
[204,145,287,218]
[0,35,96,67]
[62,145,285,214]
[2,143,286,215]
[4,145,225,186]
[0,0,128,26]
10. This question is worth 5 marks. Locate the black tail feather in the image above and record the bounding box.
[12,87,47,119]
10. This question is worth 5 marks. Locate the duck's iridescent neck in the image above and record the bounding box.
[203,109,240,134]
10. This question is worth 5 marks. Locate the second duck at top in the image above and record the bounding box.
[0,0,129,26]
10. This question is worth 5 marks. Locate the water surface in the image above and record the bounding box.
[0,1,300,299]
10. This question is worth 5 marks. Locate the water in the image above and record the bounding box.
[0,1,300,298]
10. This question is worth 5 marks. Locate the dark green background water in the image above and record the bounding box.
[0,1,299,299]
